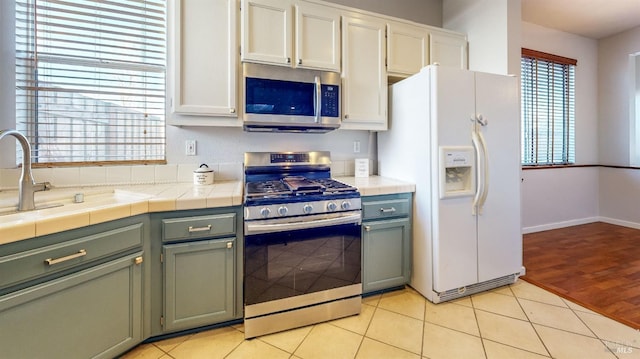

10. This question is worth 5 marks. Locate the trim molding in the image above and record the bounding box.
[522,217,599,234]
[523,164,640,171]
[598,217,640,230]
[523,217,640,234]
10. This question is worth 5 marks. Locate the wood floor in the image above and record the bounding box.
[522,222,640,329]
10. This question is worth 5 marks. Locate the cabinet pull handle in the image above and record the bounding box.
[134,256,144,265]
[229,108,236,113]
[287,57,291,64]
[364,225,371,231]
[45,249,87,266]
[380,207,396,213]
[227,242,233,249]
[188,225,212,233]
[298,59,302,65]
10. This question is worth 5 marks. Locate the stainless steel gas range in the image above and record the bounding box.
[243,151,362,338]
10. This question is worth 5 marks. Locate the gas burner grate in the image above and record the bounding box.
[245,180,292,198]
[314,178,358,194]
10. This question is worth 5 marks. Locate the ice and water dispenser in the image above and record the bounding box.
[439,146,475,199]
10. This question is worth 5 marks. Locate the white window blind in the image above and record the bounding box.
[521,48,576,165]
[15,0,166,165]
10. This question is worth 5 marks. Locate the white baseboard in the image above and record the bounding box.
[522,216,640,234]
[598,217,640,230]
[522,217,599,234]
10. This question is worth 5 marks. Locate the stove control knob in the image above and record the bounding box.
[277,206,288,216]
[260,207,271,218]
[341,201,351,210]
[303,204,313,214]
[327,202,337,211]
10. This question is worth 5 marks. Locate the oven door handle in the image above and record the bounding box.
[245,212,362,235]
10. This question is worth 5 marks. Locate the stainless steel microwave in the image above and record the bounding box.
[242,63,341,133]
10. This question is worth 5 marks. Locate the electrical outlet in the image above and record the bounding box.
[353,141,361,153]
[185,140,196,156]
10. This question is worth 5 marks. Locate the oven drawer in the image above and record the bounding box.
[362,197,411,220]
[162,213,236,242]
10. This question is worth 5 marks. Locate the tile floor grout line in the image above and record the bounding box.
[563,300,640,358]
[512,287,553,358]
[481,338,552,358]
[468,295,489,359]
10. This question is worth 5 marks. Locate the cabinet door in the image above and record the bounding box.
[241,0,292,66]
[341,15,387,131]
[171,0,237,117]
[387,21,429,78]
[362,218,411,293]
[163,238,235,332]
[429,30,468,69]
[294,2,340,72]
[0,253,143,359]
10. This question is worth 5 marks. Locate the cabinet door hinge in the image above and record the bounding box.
[160,316,164,327]
[160,253,163,263]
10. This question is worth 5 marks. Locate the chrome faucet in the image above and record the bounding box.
[0,129,51,211]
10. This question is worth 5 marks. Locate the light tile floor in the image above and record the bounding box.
[120,281,640,359]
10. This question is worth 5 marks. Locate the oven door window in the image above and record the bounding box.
[244,223,361,306]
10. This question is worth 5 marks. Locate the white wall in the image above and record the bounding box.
[599,167,640,229]
[521,168,599,233]
[519,22,600,232]
[597,26,640,165]
[166,126,374,170]
[324,0,441,27]
[597,26,640,228]
[442,0,521,76]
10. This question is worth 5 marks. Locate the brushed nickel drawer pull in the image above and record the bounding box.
[188,225,212,233]
[45,249,87,266]
[380,207,396,213]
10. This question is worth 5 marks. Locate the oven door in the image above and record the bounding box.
[244,212,362,307]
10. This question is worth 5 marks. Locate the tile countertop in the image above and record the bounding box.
[0,176,414,245]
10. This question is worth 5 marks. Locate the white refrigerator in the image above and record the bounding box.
[378,65,523,303]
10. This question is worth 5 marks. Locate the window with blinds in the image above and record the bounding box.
[521,48,576,165]
[15,0,166,166]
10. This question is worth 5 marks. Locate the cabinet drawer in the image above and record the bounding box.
[362,198,411,220]
[162,213,236,242]
[0,223,143,289]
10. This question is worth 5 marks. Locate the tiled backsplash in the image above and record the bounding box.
[0,160,364,190]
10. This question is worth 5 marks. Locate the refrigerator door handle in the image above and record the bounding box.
[471,122,490,215]
[477,129,489,212]
[471,130,483,215]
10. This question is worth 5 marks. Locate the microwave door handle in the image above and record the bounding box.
[314,75,321,123]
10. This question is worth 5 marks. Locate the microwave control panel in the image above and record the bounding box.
[320,85,340,118]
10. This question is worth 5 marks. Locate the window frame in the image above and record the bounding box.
[521,48,576,166]
[15,0,167,167]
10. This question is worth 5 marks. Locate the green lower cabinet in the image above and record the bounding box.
[163,238,236,332]
[362,217,411,293]
[0,252,143,359]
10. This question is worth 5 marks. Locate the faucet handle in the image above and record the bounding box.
[34,181,52,192]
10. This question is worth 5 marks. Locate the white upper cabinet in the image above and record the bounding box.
[294,2,340,71]
[341,14,387,131]
[387,21,429,78]
[170,0,238,119]
[241,0,292,66]
[430,30,468,69]
[241,0,340,71]
[387,21,467,80]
